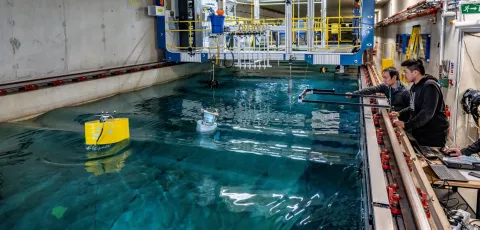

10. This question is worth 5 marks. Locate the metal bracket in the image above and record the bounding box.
[372,202,390,209]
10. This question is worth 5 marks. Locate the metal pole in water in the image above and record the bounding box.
[289,60,293,93]
[211,61,215,83]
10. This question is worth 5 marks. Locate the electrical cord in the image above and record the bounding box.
[0,172,3,203]
[466,32,480,38]
[96,122,105,145]
[463,39,480,75]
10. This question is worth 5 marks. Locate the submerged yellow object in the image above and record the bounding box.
[84,118,130,145]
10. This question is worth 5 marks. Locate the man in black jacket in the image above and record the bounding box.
[347,67,410,121]
[445,139,480,156]
[393,59,449,147]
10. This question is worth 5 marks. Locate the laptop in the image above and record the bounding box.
[428,161,468,182]
[405,134,469,181]
[414,145,468,181]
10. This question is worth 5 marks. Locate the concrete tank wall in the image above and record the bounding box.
[0,0,159,84]
[0,63,210,122]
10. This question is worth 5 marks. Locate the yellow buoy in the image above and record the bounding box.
[84,117,130,145]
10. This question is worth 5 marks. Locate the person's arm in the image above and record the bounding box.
[461,139,480,156]
[398,90,412,115]
[353,84,387,95]
[404,84,439,130]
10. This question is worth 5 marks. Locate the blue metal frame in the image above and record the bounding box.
[155,0,375,66]
[339,0,374,66]
[421,34,431,62]
[395,34,410,54]
[155,0,180,63]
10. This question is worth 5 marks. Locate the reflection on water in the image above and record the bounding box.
[85,140,132,176]
[0,72,364,229]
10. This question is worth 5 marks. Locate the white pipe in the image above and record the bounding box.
[307,0,314,50]
[454,19,480,29]
[442,12,456,17]
[254,0,260,20]
[263,33,266,69]
[297,0,300,48]
[285,2,293,56]
[439,0,446,79]
[321,0,327,48]
[453,32,464,145]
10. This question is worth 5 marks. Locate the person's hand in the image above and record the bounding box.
[394,120,405,128]
[390,112,399,118]
[444,148,462,157]
[346,92,352,98]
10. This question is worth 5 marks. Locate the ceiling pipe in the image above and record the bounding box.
[380,0,427,24]
[377,3,442,27]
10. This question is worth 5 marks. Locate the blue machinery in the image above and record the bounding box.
[152,0,375,66]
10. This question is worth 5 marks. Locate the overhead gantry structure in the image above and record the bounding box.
[151,0,374,67]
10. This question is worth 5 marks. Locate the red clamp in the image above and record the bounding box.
[376,128,384,137]
[405,156,413,172]
[387,184,402,215]
[382,154,391,171]
[97,73,107,78]
[417,188,431,218]
[374,115,380,127]
[395,130,401,138]
[21,84,39,91]
[50,80,64,86]
[77,76,88,81]
[377,137,385,145]
[112,70,124,75]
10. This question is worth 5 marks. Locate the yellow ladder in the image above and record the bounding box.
[402,25,422,82]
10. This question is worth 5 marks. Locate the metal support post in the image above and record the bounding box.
[285,0,293,56]
[321,0,327,48]
[307,0,314,50]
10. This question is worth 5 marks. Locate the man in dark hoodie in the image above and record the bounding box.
[347,67,410,121]
[393,59,449,147]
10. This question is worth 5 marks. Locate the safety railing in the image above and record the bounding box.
[164,15,363,52]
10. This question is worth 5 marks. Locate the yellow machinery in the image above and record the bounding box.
[381,43,395,70]
[84,112,130,145]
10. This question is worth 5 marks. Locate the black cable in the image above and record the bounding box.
[224,49,234,68]
[463,40,480,75]
[96,122,105,145]
[456,203,469,211]
[466,32,480,38]
[0,172,3,202]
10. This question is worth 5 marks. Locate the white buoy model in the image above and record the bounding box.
[197,108,219,133]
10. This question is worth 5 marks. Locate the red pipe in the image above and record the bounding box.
[378,5,440,27]
[381,1,427,23]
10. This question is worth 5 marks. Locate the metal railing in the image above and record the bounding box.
[165,15,362,52]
